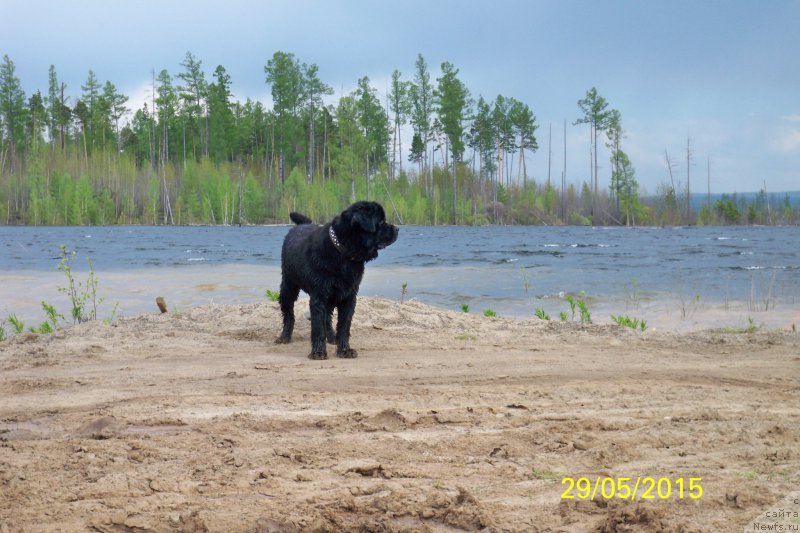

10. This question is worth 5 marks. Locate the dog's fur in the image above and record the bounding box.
[275,201,399,359]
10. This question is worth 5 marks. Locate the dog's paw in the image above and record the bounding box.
[336,348,358,359]
[308,351,328,360]
[274,336,291,344]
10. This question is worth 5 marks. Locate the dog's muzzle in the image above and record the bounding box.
[378,225,399,249]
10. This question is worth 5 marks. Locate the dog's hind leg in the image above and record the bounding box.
[335,294,358,358]
[308,295,329,359]
[275,279,300,344]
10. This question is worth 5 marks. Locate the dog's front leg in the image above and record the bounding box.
[325,305,336,344]
[335,294,358,358]
[308,296,329,360]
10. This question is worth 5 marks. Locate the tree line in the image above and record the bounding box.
[0,52,796,226]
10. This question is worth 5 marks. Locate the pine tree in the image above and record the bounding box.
[80,70,101,151]
[435,62,470,224]
[388,69,410,180]
[103,81,128,152]
[207,65,235,162]
[355,76,388,199]
[408,54,433,193]
[0,55,28,175]
[177,52,208,159]
[302,63,332,183]
[508,99,538,187]
[265,51,303,183]
[575,87,613,221]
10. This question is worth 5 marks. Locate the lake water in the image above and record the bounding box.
[1,225,798,332]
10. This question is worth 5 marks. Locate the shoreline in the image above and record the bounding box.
[2,265,798,335]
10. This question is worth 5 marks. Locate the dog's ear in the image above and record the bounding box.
[351,208,377,233]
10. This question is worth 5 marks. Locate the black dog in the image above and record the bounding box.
[275,201,399,359]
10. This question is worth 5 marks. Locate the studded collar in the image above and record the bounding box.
[329,226,349,257]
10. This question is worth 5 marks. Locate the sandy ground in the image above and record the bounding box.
[1,297,799,532]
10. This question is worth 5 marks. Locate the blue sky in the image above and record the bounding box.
[3,0,799,194]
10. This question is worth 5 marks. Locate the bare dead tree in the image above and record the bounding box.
[686,134,693,223]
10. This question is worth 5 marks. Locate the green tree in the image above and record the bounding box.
[508,98,538,187]
[46,64,59,150]
[355,76,388,199]
[123,104,154,166]
[469,95,495,179]
[80,70,102,150]
[0,55,28,175]
[155,69,178,167]
[408,54,434,192]
[332,94,366,200]
[177,51,208,159]
[27,91,47,152]
[605,108,623,214]
[435,62,470,224]
[302,63,332,183]
[207,65,235,162]
[715,196,741,224]
[388,69,410,180]
[408,132,425,175]
[103,81,128,152]
[73,99,90,162]
[492,95,515,186]
[265,51,303,182]
[46,65,70,152]
[613,150,641,225]
[575,87,613,221]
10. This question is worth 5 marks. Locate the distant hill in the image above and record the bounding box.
[641,191,800,211]
[687,191,800,211]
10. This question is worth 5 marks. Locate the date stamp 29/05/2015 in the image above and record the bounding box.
[561,476,703,501]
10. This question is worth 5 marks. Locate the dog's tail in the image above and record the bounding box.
[289,212,313,225]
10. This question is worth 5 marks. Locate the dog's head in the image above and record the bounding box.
[332,201,399,262]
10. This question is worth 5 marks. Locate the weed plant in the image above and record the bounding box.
[483,309,497,317]
[265,289,280,302]
[57,245,103,323]
[611,314,648,332]
[563,293,591,323]
[535,308,550,321]
[565,294,577,320]
[680,293,701,320]
[521,268,532,295]
[624,278,641,306]
[8,315,25,334]
[577,299,591,323]
[749,271,777,312]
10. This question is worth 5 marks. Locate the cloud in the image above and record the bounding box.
[780,114,800,122]
[773,129,800,153]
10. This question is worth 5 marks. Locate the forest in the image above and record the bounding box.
[0,51,796,227]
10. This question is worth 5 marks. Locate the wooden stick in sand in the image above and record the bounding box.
[156,297,168,314]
